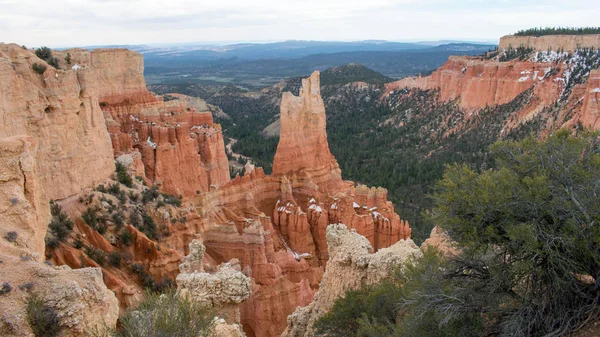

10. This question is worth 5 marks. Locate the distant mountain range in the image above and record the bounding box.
[104,40,496,87]
[74,40,496,61]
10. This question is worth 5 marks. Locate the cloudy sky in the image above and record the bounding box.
[1,0,598,47]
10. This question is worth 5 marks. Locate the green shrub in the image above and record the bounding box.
[514,27,600,36]
[115,162,133,188]
[45,237,59,250]
[112,211,125,228]
[128,191,139,203]
[499,45,535,62]
[48,218,70,241]
[97,223,107,235]
[4,231,18,242]
[32,63,47,74]
[34,46,52,60]
[107,182,121,196]
[419,131,600,336]
[141,186,159,204]
[108,251,122,268]
[19,282,34,292]
[141,212,157,240]
[47,56,59,69]
[161,193,182,207]
[84,246,106,266]
[82,207,98,229]
[109,289,214,337]
[118,191,127,204]
[64,53,71,64]
[26,294,62,337]
[118,230,134,246]
[315,280,403,337]
[73,235,83,249]
[129,211,141,228]
[0,282,12,295]
[48,202,74,242]
[315,249,482,337]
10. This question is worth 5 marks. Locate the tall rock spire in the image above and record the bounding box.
[273,71,337,176]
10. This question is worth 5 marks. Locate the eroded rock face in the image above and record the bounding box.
[385,38,600,134]
[0,43,115,217]
[420,226,458,256]
[176,239,251,312]
[213,319,246,337]
[57,47,230,197]
[0,44,119,335]
[0,256,119,337]
[0,136,47,256]
[282,223,421,337]
[273,71,339,180]
[385,56,564,111]
[581,70,600,129]
[499,34,600,53]
[0,45,412,337]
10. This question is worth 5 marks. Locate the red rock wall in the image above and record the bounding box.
[80,48,231,197]
[580,70,600,129]
[386,56,564,111]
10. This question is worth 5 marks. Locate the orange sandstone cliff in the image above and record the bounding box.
[0,44,413,337]
[0,43,119,336]
[53,48,230,198]
[180,71,412,336]
[385,39,600,133]
[498,34,600,53]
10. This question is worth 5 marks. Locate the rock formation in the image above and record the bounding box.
[385,37,600,132]
[580,70,600,129]
[420,226,458,256]
[273,71,339,178]
[53,47,230,197]
[385,55,563,111]
[0,255,119,337]
[176,239,250,333]
[282,223,421,337]
[498,34,600,53]
[0,43,119,336]
[1,43,413,337]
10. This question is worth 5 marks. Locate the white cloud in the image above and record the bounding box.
[0,0,598,47]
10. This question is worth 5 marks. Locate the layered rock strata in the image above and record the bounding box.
[385,39,600,132]
[183,71,412,337]
[499,34,600,53]
[385,56,564,111]
[55,48,230,197]
[0,43,413,337]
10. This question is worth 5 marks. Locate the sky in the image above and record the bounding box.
[0,0,599,47]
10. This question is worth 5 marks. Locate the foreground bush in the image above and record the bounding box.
[26,294,62,337]
[31,63,47,74]
[316,130,600,337]
[108,289,214,337]
[115,162,133,188]
[424,130,600,336]
[315,278,404,337]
